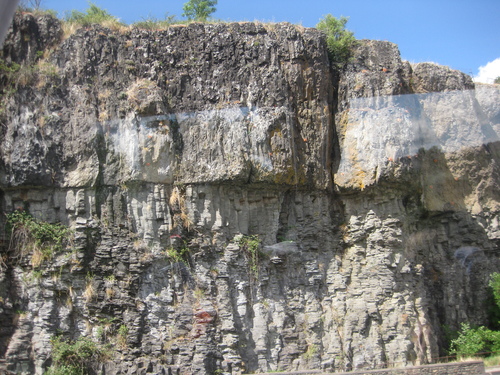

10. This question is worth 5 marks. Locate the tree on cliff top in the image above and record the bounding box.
[316,14,356,66]
[182,0,217,22]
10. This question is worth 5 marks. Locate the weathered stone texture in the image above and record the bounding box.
[0,13,499,375]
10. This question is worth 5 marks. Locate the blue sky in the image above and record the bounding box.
[42,0,500,82]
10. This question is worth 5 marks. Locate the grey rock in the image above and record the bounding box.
[0,14,499,375]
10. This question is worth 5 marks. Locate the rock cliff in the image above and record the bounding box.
[0,12,499,374]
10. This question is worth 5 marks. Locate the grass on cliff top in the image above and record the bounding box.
[21,2,311,39]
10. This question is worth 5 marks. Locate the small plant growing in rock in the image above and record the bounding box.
[117,324,129,349]
[104,274,115,283]
[166,245,190,264]
[96,317,117,342]
[193,287,205,300]
[303,343,318,361]
[238,235,261,279]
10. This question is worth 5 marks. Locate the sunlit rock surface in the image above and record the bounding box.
[0,14,499,375]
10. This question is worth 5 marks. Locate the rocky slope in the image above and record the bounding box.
[0,12,499,374]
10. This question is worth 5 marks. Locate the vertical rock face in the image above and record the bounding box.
[0,14,499,374]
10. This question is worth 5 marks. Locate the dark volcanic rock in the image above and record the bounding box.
[0,14,499,375]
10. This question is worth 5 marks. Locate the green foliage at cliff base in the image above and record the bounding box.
[449,273,500,359]
[450,323,500,358]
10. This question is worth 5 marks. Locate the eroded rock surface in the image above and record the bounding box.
[0,14,499,374]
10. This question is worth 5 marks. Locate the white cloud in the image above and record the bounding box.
[474,58,500,84]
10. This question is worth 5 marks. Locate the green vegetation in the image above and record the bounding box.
[132,13,177,30]
[495,77,500,85]
[238,235,261,278]
[46,336,111,375]
[7,210,70,251]
[303,343,318,361]
[0,60,21,117]
[448,273,500,359]
[6,210,71,267]
[450,323,500,358]
[489,272,500,329]
[182,0,217,22]
[117,324,129,349]
[492,273,500,298]
[0,57,60,120]
[0,60,21,77]
[64,2,123,28]
[165,245,190,264]
[316,14,356,66]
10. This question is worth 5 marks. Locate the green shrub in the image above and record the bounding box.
[0,60,21,76]
[450,322,500,358]
[64,2,121,28]
[316,14,356,66]
[7,210,70,251]
[47,336,111,374]
[488,272,500,329]
[490,273,500,308]
[6,210,71,267]
[166,245,190,264]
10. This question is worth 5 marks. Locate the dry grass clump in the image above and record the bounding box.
[169,187,193,231]
[83,273,96,302]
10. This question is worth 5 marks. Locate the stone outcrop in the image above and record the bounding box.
[0,13,499,374]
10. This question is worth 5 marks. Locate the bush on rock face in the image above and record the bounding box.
[46,336,111,375]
